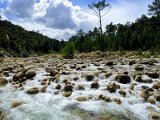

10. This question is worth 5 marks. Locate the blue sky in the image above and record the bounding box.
[0,0,152,40]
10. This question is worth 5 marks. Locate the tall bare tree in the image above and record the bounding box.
[88,0,110,51]
[88,0,110,36]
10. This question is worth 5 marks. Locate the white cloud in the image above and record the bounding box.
[1,0,152,40]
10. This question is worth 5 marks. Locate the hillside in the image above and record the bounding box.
[0,20,64,57]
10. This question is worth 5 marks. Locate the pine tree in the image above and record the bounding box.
[148,0,160,16]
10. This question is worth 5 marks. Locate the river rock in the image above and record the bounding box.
[135,75,143,82]
[147,97,156,104]
[119,90,126,97]
[140,89,152,101]
[152,82,160,89]
[0,111,6,120]
[107,82,118,93]
[64,84,73,92]
[91,82,99,89]
[0,78,8,86]
[11,101,24,108]
[25,69,36,79]
[13,72,24,81]
[50,69,58,76]
[154,93,160,101]
[70,64,76,69]
[26,87,39,94]
[129,60,136,65]
[63,92,72,97]
[55,84,61,90]
[114,98,121,104]
[135,65,144,71]
[41,86,47,93]
[76,96,88,102]
[147,71,159,78]
[76,84,85,90]
[105,61,114,66]
[85,73,94,81]
[115,74,131,84]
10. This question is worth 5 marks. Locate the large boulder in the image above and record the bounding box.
[25,69,36,79]
[0,78,8,86]
[115,74,131,84]
[26,87,39,94]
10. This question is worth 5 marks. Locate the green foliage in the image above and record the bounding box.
[141,51,152,58]
[69,15,160,53]
[0,20,63,56]
[62,42,75,59]
[148,0,160,16]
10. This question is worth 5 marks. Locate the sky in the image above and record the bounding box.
[0,0,152,40]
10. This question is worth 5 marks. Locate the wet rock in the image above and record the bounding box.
[152,82,160,89]
[3,66,13,71]
[55,84,61,90]
[25,69,36,79]
[114,98,121,104]
[64,84,73,92]
[107,82,118,93]
[115,74,131,84]
[11,101,24,108]
[104,72,112,78]
[147,71,159,78]
[85,73,94,81]
[129,60,136,65]
[26,87,39,94]
[147,98,156,104]
[135,65,144,71]
[76,84,85,90]
[119,90,126,97]
[135,75,142,82]
[41,86,47,93]
[76,96,88,102]
[63,92,72,97]
[154,93,160,101]
[73,76,79,81]
[13,72,24,81]
[140,89,152,101]
[143,78,153,83]
[104,97,111,102]
[0,111,6,120]
[0,78,8,86]
[148,108,160,120]
[70,64,76,69]
[91,82,99,89]
[50,69,58,77]
[105,61,114,66]
[24,65,34,72]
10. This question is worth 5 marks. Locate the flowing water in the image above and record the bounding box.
[0,58,160,120]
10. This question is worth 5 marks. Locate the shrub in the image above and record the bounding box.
[62,42,75,59]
